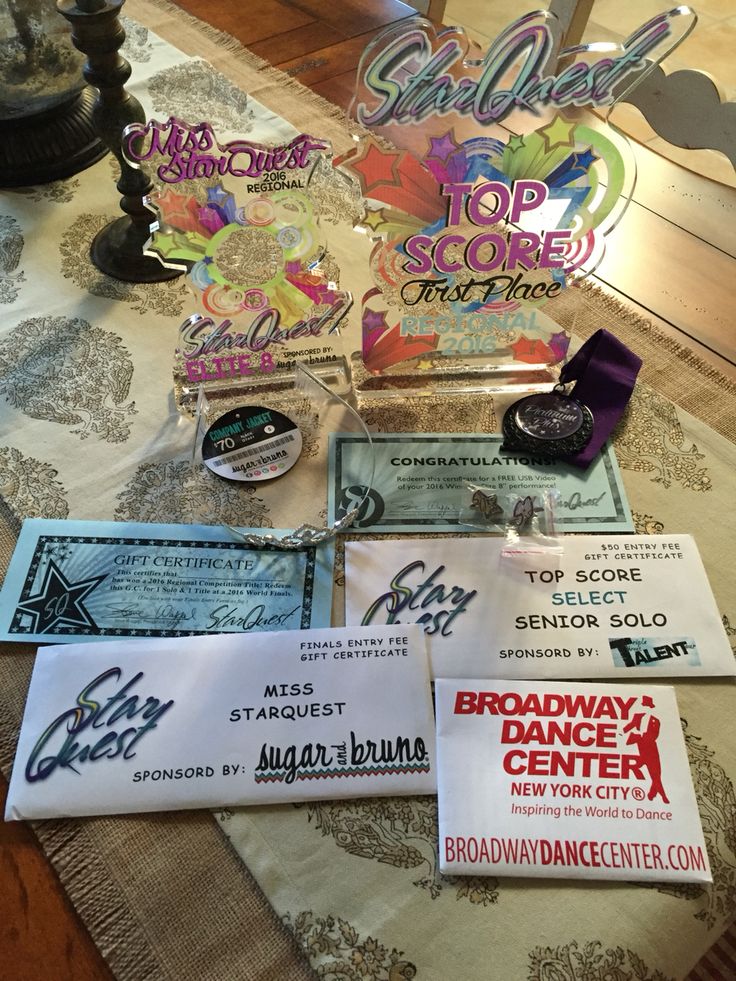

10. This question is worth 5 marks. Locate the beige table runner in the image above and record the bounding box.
[1,2,735,978]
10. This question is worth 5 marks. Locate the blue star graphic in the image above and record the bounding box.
[206,185,229,206]
[15,560,107,634]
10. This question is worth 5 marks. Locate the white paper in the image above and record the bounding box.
[345,535,734,679]
[5,625,435,819]
[435,678,711,882]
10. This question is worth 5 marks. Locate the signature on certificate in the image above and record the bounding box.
[395,501,455,515]
[559,492,606,511]
[104,604,195,629]
[206,603,301,631]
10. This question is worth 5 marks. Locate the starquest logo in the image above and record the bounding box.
[361,560,477,637]
[25,668,174,782]
[353,11,680,127]
[124,119,328,184]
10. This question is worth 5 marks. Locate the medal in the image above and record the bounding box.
[501,330,640,468]
[502,385,594,457]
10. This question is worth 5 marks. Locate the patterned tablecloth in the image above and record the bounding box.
[1,3,735,979]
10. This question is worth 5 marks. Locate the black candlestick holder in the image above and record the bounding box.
[56,0,181,283]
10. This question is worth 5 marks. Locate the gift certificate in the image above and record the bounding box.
[345,535,734,679]
[5,625,435,819]
[328,434,633,533]
[436,678,710,883]
[0,519,334,643]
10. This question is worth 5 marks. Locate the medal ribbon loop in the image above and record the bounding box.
[559,329,642,467]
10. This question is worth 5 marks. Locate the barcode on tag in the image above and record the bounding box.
[210,433,296,469]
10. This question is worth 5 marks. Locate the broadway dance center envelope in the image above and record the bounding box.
[436,678,710,883]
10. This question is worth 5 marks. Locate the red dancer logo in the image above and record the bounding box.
[622,695,670,804]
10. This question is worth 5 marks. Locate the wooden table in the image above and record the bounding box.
[1,1,734,978]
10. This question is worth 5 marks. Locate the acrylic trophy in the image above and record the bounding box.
[342,7,696,399]
[122,121,355,413]
[122,120,374,546]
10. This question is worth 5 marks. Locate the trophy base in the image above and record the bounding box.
[351,352,556,402]
[176,355,354,417]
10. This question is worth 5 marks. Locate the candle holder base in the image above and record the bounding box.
[0,86,107,188]
[90,216,182,283]
[58,0,183,284]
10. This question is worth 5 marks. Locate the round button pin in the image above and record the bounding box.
[201,405,302,483]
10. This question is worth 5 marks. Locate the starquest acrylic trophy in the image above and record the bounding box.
[122,121,355,413]
[342,6,696,399]
[122,119,375,546]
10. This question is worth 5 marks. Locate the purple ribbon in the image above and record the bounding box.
[558,329,642,468]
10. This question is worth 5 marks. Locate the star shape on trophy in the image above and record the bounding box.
[362,207,390,232]
[363,308,389,333]
[206,185,231,207]
[345,137,403,194]
[427,131,463,164]
[15,560,107,634]
[538,115,577,153]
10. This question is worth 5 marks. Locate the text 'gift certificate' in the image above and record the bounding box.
[345,535,734,679]
[5,625,435,819]
[436,679,710,883]
[0,519,334,643]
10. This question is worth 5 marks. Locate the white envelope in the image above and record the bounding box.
[5,625,436,819]
[345,535,734,679]
[435,678,711,883]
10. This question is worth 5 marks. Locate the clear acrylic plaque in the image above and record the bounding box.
[342,7,696,400]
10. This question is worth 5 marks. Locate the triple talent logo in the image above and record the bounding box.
[609,635,700,669]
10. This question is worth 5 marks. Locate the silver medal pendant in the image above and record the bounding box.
[502,386,594,457]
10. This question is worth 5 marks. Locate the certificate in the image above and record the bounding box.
[328,434,633,533]
[0,519,334,643]
[436,678,710,883]
[5,625,436,819]
[345,535,735,679]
